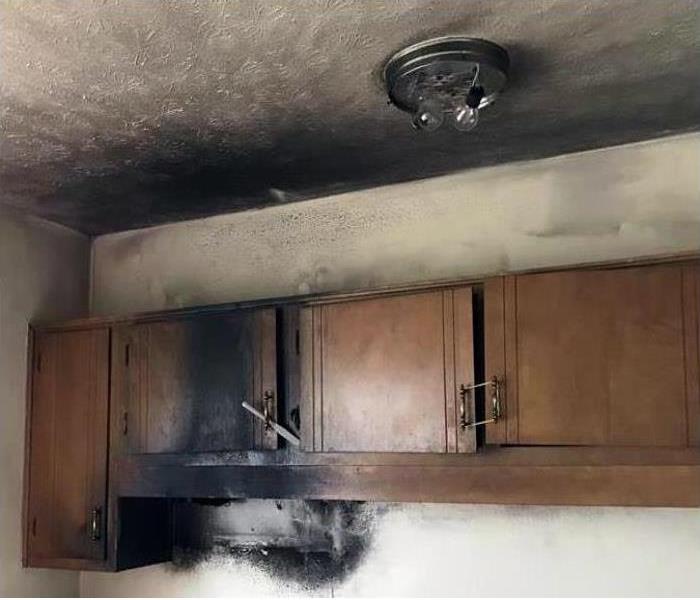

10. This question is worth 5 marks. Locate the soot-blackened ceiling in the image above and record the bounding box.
[1,0,699,235]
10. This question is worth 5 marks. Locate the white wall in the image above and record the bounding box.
[91,133,700,316]
[84,133,700,596]
[0,209,90,597]
[81,504,700,597]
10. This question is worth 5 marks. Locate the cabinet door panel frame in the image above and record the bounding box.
[486,264,697,447]
[111,310,277,456]
[23,327,110,568]
[301,287,475,453]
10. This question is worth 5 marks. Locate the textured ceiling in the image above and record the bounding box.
[1,0,699,235]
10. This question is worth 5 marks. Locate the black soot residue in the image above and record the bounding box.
[167,499,384,589]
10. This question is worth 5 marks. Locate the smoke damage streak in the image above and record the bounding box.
[168,499,384,589]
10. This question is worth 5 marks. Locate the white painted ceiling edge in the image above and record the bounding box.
[90,132,700,316]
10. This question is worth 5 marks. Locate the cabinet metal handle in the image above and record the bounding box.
[89,507,102,541]
[460,376,502,429]
[262,390,275,430]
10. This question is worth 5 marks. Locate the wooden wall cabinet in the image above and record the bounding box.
[23,257,700,573]
[110,310,277,455]
[24,328,110,569]
[24,327,172,571]
[484,263,700,447]
[300,287,476,453]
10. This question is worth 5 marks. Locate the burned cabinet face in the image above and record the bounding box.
[278,306,303,445]
[484,264,700,447]
[111,309,277,455]
[26,328,110,565]
[299,288,476,453]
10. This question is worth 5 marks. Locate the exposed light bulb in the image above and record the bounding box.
[412,100,444,131]
[452,104,479,132]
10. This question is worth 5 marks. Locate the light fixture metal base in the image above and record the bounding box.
[384,36,509,121]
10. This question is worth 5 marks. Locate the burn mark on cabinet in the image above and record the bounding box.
[179,315,257,453]
[114,309,277,455]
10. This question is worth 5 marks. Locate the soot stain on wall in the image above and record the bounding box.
[168,499,385,589]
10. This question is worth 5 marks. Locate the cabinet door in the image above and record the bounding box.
[25,328,109,564]
[484,264,700,446]
[111,310,277,455]
[300,288,475,453]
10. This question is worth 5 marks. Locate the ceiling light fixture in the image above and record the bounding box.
[384,37,509,132]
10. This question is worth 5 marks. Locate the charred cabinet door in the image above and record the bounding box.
[300,288,475,453]
[25,328,110,565]
[484,263,700,446]
[111,309,277,454]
